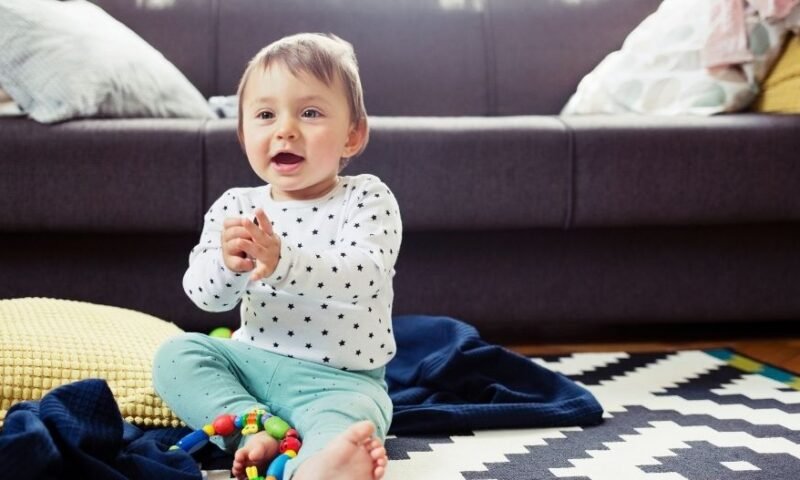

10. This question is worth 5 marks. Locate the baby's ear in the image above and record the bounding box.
[344,118,369,158]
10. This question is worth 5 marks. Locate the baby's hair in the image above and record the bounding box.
[236,33,369,168]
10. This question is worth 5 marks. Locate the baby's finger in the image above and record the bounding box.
[223,217,244,229]
[249,262,268,281]
[254,209,274,236]
[221,225,250,243]
[242,218,268,245]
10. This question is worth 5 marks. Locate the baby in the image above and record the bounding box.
[153,33,402,480]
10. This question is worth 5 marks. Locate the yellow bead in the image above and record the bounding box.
[285,449,297,458]
[202,424,216,436]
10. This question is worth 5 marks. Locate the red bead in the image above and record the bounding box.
[285,428,299,438]
[279,436,302,453]
[213,414,236,436]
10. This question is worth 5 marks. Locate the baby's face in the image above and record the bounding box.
[240,62,364,201]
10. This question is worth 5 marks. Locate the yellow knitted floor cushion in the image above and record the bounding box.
[0,298,183,429]
[753,33,800,113]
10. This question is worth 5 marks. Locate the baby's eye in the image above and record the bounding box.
[301,109,321,118]
[257,111,274,120]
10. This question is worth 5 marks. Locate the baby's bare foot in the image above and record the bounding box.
[231,431,280,480]
[294,421,388,480]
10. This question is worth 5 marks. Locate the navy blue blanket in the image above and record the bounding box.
[387,315,603,434]
[0,380,200,480]
[0,315,603,478]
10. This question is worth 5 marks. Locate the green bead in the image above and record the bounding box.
[263,416,290,439]
[209,327,232,338]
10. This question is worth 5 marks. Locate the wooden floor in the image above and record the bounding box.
[509,338,800,373]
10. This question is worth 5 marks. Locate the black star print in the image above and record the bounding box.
[338,313,345,319]
[339,340,346,346]
[288,331,294,337]
[321,303,328,309]
[332,266,338,273]
[288,304,295,310]
[312,207,318,212]
[323,357,330,363]
[312,230,318,235]
[304,316,312,323]
[328,214,334,219]
[353,323,360,329]
[357,265,363,271]
[306,266,313,272]
[322,330,329,335]
[356,350,361,356]
[305,343,312,349]
[259,327,265,333]
[272,316,278,322]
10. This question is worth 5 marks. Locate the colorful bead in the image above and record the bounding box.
[285,428,299,438]
[264,452,292,479]
[242,408,267,435]
[175,429,209,454]
[264,415,290,439]
[202,424,216,436]
[212,414,236,436]
[279,436,302,453]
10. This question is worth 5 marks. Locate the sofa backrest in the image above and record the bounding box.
[95,0,661,115]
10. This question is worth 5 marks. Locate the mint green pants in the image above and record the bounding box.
[152,333,392,479]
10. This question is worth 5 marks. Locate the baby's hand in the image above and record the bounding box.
[221,217,257,273]
[241,209,281,281]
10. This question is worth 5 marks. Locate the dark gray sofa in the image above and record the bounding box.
[2,0,800,344]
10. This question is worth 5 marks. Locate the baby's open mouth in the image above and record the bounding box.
[272,152,304,165]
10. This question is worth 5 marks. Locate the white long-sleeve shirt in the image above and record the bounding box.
[183,174,402,370]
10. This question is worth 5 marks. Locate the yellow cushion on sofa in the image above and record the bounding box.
[0,298,183,428]
[753,34,800,113]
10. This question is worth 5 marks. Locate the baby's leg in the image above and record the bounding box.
[152,333,282,453]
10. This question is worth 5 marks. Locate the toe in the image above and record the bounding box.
[344,420,376,444]
[369,446,386,461]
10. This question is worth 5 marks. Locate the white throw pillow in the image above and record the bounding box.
[561,0,793,116]
[0,0,214,123]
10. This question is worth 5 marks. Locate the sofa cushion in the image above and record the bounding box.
[204,116,572,230]
[563,114,800,227]
[0,298,182,428]
[0,118,205,233]
[0,0,214,123]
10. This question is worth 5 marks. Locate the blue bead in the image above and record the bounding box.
[265,453,291,478]
[176,429,209,454]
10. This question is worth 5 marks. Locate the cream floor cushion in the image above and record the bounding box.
[0,298,183,428]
